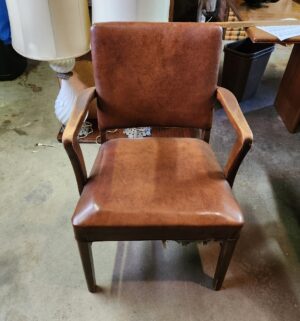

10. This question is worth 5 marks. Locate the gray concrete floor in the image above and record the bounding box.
[0,44,300,321]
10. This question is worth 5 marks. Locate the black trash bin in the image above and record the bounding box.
[221,38,274,101]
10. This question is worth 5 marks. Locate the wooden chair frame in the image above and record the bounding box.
[63,86,253,292]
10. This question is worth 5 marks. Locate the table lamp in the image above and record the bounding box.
[92,0,171,138]
[6,0,91,125]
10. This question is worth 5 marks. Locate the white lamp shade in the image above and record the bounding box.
[6,0,91,61]
[92,0,170,23]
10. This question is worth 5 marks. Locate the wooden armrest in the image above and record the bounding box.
[62,87,97,194]
[216,87,253,186]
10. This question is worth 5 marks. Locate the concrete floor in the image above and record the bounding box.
[0,44,300,321]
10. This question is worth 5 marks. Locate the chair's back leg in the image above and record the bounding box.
[213,238,238,290]
[77,241,97,292]
[97,129,107,144]
[200,129,211,143]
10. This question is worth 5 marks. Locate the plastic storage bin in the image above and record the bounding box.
[221,38,274,101]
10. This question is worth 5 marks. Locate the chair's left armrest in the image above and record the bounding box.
[216,87,253,186]
[62,87,97,194]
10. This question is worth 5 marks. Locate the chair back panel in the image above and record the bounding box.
[91,22,222,130]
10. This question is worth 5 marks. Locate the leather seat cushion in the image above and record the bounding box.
[72,138,244,241]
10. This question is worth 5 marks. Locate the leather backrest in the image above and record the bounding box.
[91,22,222,130]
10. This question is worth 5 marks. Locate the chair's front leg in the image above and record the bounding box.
[77,241,97,293]
[213,238,239,290]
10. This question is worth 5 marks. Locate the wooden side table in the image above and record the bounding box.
[227,0,300,133]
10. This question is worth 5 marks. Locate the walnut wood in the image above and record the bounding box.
[62,87,97,194]
[228,0,300,20]
[227,0,300,43]
[77,241,96,293]
[246,27,300,44]
[200,128,211,143]
[213,19,300,29]
[213,238,239,290]
[216,87,253,186]
[169,0,174,22]
[275,44,300,133]
[218,0,230,23]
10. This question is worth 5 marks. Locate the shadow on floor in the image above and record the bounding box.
[94,218,300,320]
[110,241,212,288]
[268,174,300,261]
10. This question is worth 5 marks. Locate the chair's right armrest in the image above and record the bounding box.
[216,87,253,186]
[62,87,97,194]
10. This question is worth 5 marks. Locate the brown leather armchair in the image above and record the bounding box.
[63,22,253,292]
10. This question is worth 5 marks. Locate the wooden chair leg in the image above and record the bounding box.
[213,238,238,291]
[77,241,97,293]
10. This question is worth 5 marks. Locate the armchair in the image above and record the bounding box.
[63,22,253,292]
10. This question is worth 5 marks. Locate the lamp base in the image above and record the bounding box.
[49,58,87,125]
[54,72,87,125]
